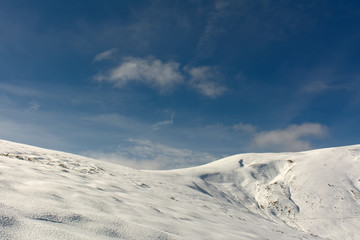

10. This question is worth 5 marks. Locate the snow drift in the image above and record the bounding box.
[0,139,360,239]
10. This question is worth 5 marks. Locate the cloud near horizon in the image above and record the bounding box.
[252,123,328,152]
[83,138,218,170]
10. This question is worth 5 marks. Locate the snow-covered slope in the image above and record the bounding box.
[0,139,360,239]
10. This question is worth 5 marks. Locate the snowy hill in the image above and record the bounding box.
[1,140,360,239]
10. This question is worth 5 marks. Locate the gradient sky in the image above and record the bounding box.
[1,0,360,169]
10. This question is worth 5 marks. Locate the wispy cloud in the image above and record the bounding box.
[251,123,328,152]
[302,81,332,94]
[93,48,117,62]
[0,83,40,97]
[232,122,256,133]
[84,113,148,133]
[83,138,217,170]
[301,77,360,95]
[196,0,230,59]
[152,112,175,131]
[95,56,184,93]
[28,100,40,111]
[185,66,227,98]
[205,122,256,135]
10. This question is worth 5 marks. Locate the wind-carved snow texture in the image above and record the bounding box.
[1,139,360,239]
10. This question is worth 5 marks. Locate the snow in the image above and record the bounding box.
[1,139,360,239]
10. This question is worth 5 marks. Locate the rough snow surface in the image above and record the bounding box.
[1,139,360,239]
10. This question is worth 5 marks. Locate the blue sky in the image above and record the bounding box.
[1,0,360,169]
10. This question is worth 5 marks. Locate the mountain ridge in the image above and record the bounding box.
[1,139,360,239]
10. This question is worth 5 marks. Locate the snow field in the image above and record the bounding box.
[1,139,360,239]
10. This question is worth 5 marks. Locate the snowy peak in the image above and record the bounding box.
[161,145,360,239]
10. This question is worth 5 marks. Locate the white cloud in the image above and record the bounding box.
[94,54,228,97]
[93,48,117,62]
[185,66,227,98]
[83,138,217,170]
[252,123,328,152]
[95,57,184,93]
